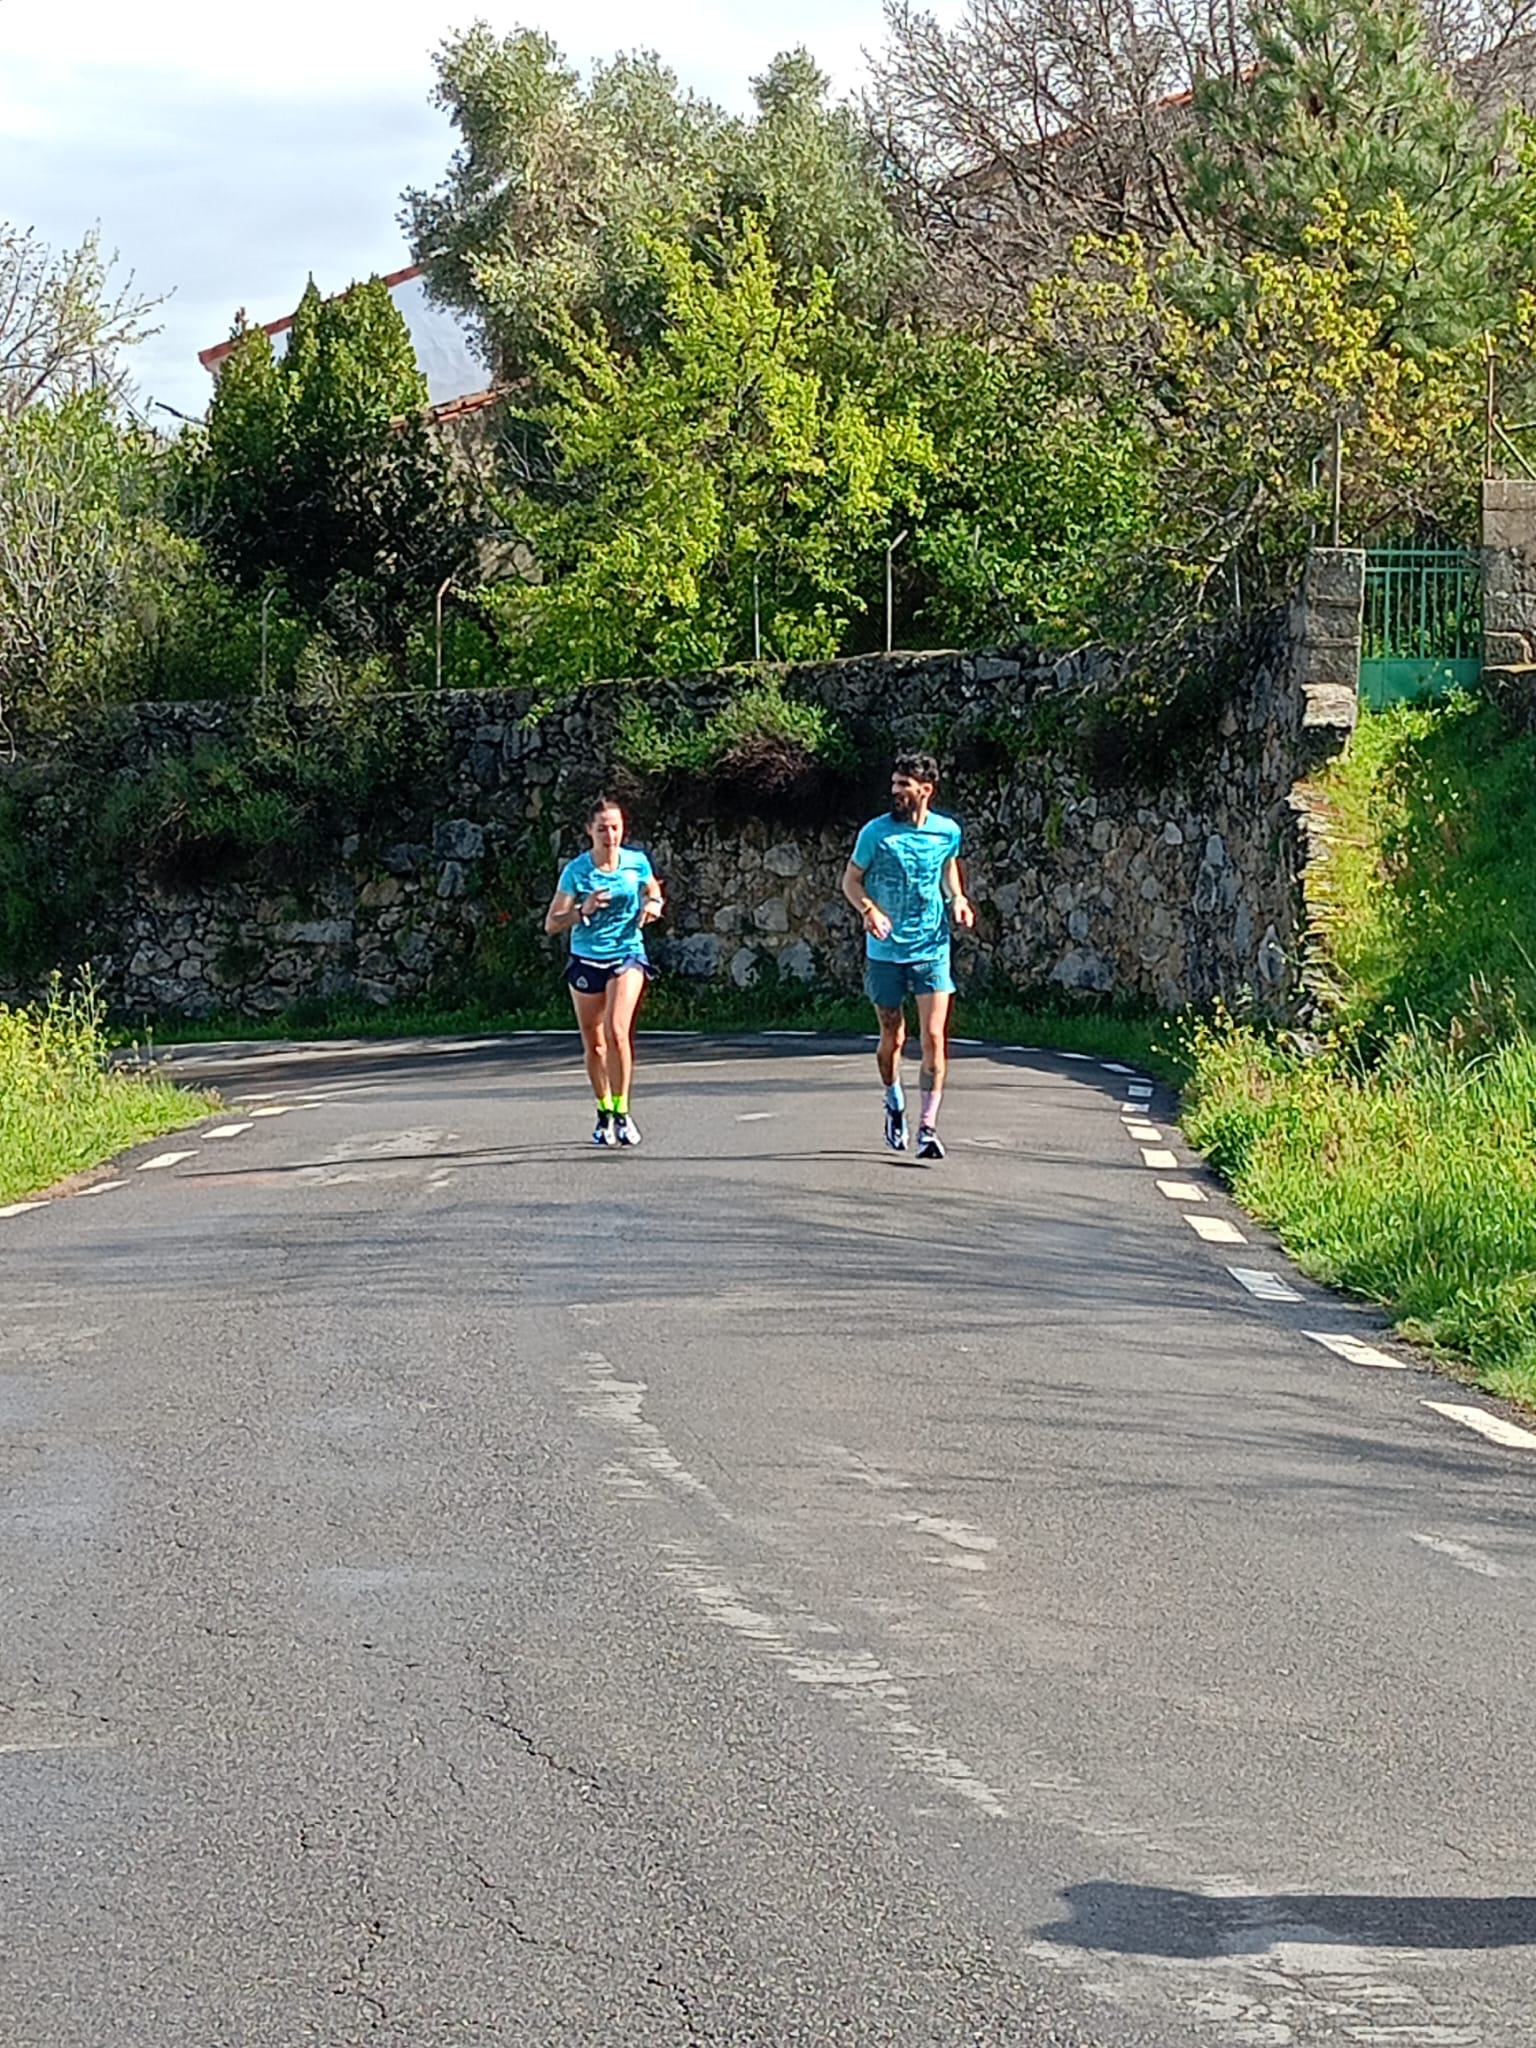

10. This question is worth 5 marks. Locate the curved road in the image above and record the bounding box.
[3,1032,1534,2046]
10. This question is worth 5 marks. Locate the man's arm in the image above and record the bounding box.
[842,860,892,941]
[942,856,975,929]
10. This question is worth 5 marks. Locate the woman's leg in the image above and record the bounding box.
[603,967,649,1107]
[570,985,610,1104]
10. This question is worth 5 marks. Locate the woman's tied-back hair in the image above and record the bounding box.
[587,793,624,822]
[892,752,940,788]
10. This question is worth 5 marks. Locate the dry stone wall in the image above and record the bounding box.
[1,555,1361,1022]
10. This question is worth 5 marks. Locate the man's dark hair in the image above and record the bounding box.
[893,752,940,787]
[587,792,624,821]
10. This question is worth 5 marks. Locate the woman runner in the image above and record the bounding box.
[544,796,664,1147]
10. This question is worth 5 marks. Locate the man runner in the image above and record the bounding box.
[842,753,974,1161]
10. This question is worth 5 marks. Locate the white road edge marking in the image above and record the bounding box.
[1156,1180,1206,1202]
[1305,1331,1407,1370]
[204,1123,254,1139]
[1227,1266,1302,1302]
[1408,1533,1506,1577]
[1126,1084,1154,1099]
[1422,1401,1536,1451]
[1185,1213,1247,1244]
[77,1182,126,1197]
[1141,1148,1179,1169]
[0,1200,48,1217]
[1126,1124,1161,1141]
[246,1106,291,1119]
[137,1151,199,1172]
[1061,1051,1091,1060]
[1100,1062,1138,1074]
[736,1112,776,1121]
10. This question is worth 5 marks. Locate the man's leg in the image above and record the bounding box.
[874,1001,908,1149]
[914,989,953,1158]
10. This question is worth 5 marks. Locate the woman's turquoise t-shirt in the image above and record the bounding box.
[557,847,656,964]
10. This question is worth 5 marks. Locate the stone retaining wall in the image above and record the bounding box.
[1,554,1362,1021]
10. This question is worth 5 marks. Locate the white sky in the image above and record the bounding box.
[0,0,897,420]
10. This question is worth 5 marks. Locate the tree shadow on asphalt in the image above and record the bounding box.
[1036,1879,1536,1956]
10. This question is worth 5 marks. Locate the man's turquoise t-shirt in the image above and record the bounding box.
[557,848,655,965]
[851,810,962,963]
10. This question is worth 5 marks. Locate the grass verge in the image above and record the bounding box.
[1,979,212,1203]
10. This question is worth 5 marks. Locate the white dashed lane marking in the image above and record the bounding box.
[246,1106,291,1119]
[1422,1402,1536,1452]
[1100,1062,1137,1074]
[77,1182,125,1197]
[1126,1123,1161,1141]
[737,1113,776,1122]
[137,1151,199,1172]
[1305,1331,1407,1371]
[1061,1051,1091,1061]
[1156,1180,1206,1201]
[0,1200,47,1218]
[1409,1533,1507,1578]
[205,1123,254,1139]
[1141,1148,1179,1169]
[1185,1214,1247,1245]
[1126,1084,1154,1100]
[1227,1267,1302,1303]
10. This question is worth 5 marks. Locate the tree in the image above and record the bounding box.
[480,220,937,687]
[1183,0,1510,351]
[402,30,916,378]
[0,223,163,418]
[188,276,472,637]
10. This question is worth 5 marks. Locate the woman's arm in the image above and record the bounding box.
[639,878,666,926]
[545,887,610,935]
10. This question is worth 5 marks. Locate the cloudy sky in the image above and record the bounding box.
[0,0,898,421]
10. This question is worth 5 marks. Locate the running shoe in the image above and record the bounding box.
[883,1100,908,1151]
[916,1126,945,1161]
[592,1112,615,1147]
[614,1113,641,1147]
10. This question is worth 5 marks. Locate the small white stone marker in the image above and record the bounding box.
[1141,1148,1179,1169]
[205,1123,254,1139]
[1305,1331,1406,1370]
[137,1151,199,1172]
[1227,1266,1302,1302]
[0,1200,47,1218]
[1185,1213,1247,1244]
[1422,1402,1536,1451]
[1156,1180,1206,1201]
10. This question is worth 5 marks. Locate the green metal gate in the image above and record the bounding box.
[1358,546,1483,710]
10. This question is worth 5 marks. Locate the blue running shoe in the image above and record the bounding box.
[592,1112,615,1146]
[884,1099,908,1151]
[916,1126,945,1161]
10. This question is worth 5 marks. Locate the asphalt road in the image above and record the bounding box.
[3,1031,1534,2047]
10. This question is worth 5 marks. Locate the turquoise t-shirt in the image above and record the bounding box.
[557,847,656,964]
[851,810,962,963]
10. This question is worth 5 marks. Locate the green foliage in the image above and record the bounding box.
[481,220,937,687]
[1184,0,1508,354]
[0,975,208,1201]
[404,31,915,374]
[611,674,859,820]
[186,277,471,637]
[1183,1008,1536,1407]
[1307,693,1536,1042]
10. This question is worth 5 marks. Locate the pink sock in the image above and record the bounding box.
[920,1089,941,1129]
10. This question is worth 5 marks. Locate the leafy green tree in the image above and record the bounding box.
[188,277,471,635]
[402,30,915,376]
[1183,0,1508,352]
[481,220,936,686]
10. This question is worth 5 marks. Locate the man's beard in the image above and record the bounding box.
[890,792,917,821]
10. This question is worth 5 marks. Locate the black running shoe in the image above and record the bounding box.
[592,1112,615,1147]
[916,1126,945,1161]
[614,1113,641,1147]
[884,1099,908,1151]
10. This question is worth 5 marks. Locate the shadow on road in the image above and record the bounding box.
[1037,1880,1536,1956]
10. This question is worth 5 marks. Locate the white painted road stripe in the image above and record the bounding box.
[1100,1062,1137,1074]
[1061,1051,1091,1061]
[1141,1148,1179,1169]
[1156,1180,1206,1201]
[1422,1402,1536,1451]
[247,1106,291,1119]
[1227,1266,1302,1302]
[77,1182,126,1197]
[1305,1331,1407,1370]
[737,1113,776,1121]
[1409,1533,1506,1577]
[1126,1083,1154,1098]
[0,1200,47,1217]
[137,1151,199,1172]
[205,1123,254,1139]
[1126,1123,1161,1141]
[1185,1214,1247,1244]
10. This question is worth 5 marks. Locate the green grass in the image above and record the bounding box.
[0,979,212,1202]
[1179,690,1536,1414]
